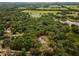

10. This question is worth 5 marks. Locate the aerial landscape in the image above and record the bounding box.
[0,2,79,56]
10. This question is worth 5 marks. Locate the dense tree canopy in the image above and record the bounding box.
[0,3,79,56]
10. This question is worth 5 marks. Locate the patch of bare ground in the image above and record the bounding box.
[37,36,54,52]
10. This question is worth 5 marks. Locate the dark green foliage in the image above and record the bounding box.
[9,36,41,50]
[71,25,79,34]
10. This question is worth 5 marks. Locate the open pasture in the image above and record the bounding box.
[22,10,62,15]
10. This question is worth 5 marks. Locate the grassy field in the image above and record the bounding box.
[22,10,62,15]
